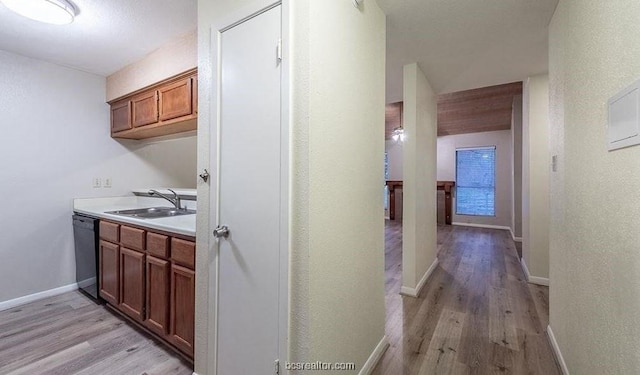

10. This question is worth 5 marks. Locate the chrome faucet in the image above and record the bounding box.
[148,189,182,210]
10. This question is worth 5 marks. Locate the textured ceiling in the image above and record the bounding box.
[377,0,558,101]
[0,0,196,76]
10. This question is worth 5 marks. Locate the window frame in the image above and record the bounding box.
[454,146,497,217]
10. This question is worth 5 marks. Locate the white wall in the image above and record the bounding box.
[106,30,197,101]
[385,139,403,180]
[0,50,197,305]
[511,95,523,239]
[549,1,640,373]
[437,130,513,228]
[402,63,438,293]
[522,74,550,280]
[292,0,387,370]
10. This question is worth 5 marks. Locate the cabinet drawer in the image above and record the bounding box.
[121,225,145,251]
[171,238,195,269]
[100,221,119,243]
[147,232,169,259]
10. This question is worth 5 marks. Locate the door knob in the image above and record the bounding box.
[213,225,230,239]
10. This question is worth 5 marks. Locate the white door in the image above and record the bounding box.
[217,5,283,374]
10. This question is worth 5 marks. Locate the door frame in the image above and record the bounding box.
[208,1,290,373]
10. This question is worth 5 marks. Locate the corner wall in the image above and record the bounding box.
[522,74,550,280]
[549,1,640,373]
[401,63,438,293]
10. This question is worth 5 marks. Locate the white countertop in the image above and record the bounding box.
[74,196,196,237]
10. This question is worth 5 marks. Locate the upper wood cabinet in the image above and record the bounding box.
[131,91,159,127]
[109,68,197,140]
[110,100,131,133]
[159,77,192,121]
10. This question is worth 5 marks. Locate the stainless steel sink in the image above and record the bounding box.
[106,207,196,219]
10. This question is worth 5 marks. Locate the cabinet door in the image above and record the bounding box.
[110,100,132,133]
[159,77,193,121]
[120,247,145,322]
[170,264,195,356]
[145,256,170,336]
[99,240,119,305]
[192,74,198,114]
[131,91,158,127]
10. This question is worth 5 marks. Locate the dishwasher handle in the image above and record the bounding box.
[72,215,98,231]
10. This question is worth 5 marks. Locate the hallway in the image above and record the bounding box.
[373,221,560,374]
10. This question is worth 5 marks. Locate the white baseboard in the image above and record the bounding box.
[546,325,570,374]
[359,335,389,375]
[509,228,522,242]
[520,258,549,286]
[452,222,511,231]
[400,258,439,298]
[0,283,79,312]
[529,275,549,286]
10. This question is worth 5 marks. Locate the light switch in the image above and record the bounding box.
[93,178,101,188]
[104,178,112,188]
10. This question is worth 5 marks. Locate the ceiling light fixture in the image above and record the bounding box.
[1,0,76,25]
[391,127,405,143]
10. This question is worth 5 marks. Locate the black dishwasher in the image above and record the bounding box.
[72,214,101,300]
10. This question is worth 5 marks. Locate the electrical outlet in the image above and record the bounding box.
[104,178,112,188]
[93,178,101,188]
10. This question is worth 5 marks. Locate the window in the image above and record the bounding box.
[455,146,496,216]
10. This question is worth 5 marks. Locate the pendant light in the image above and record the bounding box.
[1,0,76,25]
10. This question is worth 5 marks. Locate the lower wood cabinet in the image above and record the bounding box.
[145,255,170,336]
[99,240,120,306]
[98,220,195,359]
[170,264,195,356]
[119,247,145,322]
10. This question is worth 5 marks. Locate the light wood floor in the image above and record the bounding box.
[0,291,192,375]
[372,221,559,374]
